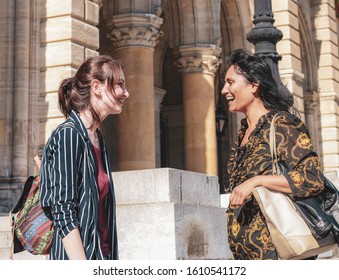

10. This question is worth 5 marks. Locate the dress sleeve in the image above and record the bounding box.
[40,126,83,238]
[275,113,324,198]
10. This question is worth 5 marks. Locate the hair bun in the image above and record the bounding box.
[64,79,74,95]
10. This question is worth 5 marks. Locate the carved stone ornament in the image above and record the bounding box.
[174,45,222,74]
[89,0,103,6]
[107,14,163,48]
[304,91,319,114]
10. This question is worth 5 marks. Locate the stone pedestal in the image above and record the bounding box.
[1,168,231,260]
[113,168,231,260]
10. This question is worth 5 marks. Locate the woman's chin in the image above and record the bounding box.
[228,107,237,113]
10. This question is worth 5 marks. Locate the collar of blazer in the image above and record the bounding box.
[67,110,101,201]
[63,110,92,143]
[66,110,103,145]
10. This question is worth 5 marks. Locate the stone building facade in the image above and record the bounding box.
[0,0,338,212]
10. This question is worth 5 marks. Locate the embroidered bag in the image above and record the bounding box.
[9,156,54,259]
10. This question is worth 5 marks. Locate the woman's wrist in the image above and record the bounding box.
[253,175,264,189]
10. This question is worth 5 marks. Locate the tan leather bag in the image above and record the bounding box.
[252,114,337,260]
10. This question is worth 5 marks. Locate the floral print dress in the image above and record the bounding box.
[226,111,324,260]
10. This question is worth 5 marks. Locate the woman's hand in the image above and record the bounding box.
[229,177,258,206]
[229,175,292,206]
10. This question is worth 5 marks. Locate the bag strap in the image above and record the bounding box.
[270,113,281,176]
[10,176,35,215]
[10,155,41,214]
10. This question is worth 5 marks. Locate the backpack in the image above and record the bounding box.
[9,156,54,259]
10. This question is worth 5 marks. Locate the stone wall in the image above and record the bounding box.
[0,168,231,260]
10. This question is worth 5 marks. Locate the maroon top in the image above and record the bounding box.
[92,144,110,257]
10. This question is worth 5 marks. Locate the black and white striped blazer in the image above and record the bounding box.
[40,111,118,260]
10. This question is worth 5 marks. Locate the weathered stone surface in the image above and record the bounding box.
[114,168,220,206]
[114,168,230,260]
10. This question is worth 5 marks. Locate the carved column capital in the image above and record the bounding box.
[174,45,222,75]
[304,91,319,114]
[107,14,163,49]
[89,0,103,6]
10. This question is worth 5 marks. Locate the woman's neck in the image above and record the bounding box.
[79,110,101,147]
[79,110,98,133]
[245,107,270,130]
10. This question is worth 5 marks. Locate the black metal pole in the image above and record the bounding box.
[217,136,223,193]
[246,0,284,89]
[215,87,227,193]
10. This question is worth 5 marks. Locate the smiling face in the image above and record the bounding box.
[91,71,129,121]
[221,65,259,114]
[101,72,129,115]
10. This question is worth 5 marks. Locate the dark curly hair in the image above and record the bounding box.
[226,49,294,113]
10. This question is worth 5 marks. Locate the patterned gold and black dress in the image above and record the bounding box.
[226,111,324,260]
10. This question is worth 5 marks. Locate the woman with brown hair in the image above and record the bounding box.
[40,55,129,260]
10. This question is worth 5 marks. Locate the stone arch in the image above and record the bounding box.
[219,0,253,108]
[298,9,318,93]
[102,0,161,16]
[220,0,253,56]
[298,6,322,154]
[157,7,184,169]
[162,0,221,47]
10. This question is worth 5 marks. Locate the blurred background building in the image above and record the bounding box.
[0,0,338,212]
[1,0,339,261]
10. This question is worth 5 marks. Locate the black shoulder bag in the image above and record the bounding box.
[273,114,339,244]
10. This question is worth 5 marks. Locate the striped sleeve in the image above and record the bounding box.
[40,126,84,239]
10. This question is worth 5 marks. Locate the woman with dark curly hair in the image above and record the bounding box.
[221,49,324,259]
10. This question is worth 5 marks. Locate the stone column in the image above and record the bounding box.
[0,0,15,179]
[304,92,320,153]
[12,0,31,180]
[28,0,42,176]
[174,45,221,176]
[311,0,339,171]
[108,14,163,170]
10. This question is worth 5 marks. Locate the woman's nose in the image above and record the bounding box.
[124,89,130,98]
[221,83,228,96]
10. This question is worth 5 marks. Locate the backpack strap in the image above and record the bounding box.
[10,176,36,216]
